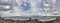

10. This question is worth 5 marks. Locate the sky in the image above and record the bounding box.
[0,0,60,16]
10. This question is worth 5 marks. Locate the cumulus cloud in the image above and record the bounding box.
[0,0,58,17]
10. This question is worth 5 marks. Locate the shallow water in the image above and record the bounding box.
[2,16,57,21]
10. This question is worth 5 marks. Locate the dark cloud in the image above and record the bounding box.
[0,5,13,11]
[0,3,14,11]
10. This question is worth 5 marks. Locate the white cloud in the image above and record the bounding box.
[5,6,10,9]
[0,0,57,17]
